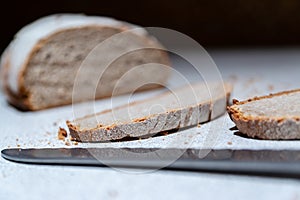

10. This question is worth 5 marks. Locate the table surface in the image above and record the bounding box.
[1,48,300,200]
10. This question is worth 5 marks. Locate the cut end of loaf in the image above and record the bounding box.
[1,14,171,111]
[228,89,300,140]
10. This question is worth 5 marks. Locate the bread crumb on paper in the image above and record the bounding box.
[58,127,67,140]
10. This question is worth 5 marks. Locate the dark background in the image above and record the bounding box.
[1,0,300,53]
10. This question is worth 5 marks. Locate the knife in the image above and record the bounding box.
[2,148,300,178]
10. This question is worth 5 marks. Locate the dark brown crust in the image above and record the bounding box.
[227,89,300,140]
[2,24,170,111]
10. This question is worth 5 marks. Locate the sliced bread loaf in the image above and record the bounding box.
[228,89,300,139]
[0,14,170,110]
[67,82,232,142]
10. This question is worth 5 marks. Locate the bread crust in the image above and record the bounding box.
[0,49,32,110]
[228,89,300,140]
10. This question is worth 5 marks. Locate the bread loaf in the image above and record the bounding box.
[228,89,300,139]
[0,14,170,110]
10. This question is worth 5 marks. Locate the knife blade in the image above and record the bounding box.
[2,148,300,178]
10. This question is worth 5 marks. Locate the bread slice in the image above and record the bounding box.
[228,89,300,140]
[67,82,232,142]
[0,14,170,110]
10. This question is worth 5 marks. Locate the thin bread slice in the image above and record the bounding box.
[228,89,300,140]
[0,14,170,110]
[67,82,232,142]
